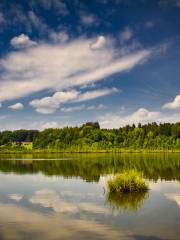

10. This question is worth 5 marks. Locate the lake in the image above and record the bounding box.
[0,153,179,240]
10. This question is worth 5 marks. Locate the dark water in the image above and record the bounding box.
[0,153,179,240]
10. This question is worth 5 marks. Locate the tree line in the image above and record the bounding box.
[0,121,180,151]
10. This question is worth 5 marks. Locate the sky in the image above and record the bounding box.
[0,0,180,130]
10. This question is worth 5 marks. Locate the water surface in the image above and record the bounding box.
[0,153,179,240]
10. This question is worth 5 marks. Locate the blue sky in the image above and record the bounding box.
[0,0,180,130]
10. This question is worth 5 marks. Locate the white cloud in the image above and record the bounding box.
[8,103,24,110]
[99,108,157,128]
[10,34,37,48]
[49,31,69,43]
[99,107,180,128]
[30,90,78,108]
[120,27,133,42]
[90,36,106,49]
[0,36,151,103]
[87,104,107,110]
[75,88,119,102]
[42,121,59,129]
[35,108,57,114]
[30,90,79,114]
[61,105,85,113]
[30,88,119,114]
[162,95,180,109]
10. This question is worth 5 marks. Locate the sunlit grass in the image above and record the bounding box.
[107,169,148,193]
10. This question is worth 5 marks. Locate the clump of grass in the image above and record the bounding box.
[107,169,148,193]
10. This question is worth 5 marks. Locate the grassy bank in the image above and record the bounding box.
[0,147,180,153]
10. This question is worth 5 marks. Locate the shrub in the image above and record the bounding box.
[107,169,148,193]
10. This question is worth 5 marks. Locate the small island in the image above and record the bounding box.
[107,170,148,193]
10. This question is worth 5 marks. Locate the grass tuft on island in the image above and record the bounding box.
[107,170,148,193]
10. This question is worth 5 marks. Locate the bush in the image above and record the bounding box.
[107,170,148,193]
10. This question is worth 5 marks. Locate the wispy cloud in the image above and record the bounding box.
[80,12,100,26]
[61,105,85,113]
[48,31,69,43]
[75,88,119,102]
[30,0,69,16]
[30,88,118,114]
[0,35,151,103]
[87,104,107,110]
[119,27,133,42]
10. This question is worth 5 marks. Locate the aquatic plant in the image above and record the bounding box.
[107,170,148,193]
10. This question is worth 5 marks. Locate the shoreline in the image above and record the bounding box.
[0,149,180,154]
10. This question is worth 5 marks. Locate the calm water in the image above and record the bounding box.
[0,153,179,240]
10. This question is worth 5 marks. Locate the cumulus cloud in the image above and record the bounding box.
[30,90,78,114]
[8,103,24,110]
[162,95,180,109]
[99,108,158,128]
[30,88,118,114]
[99,107,180,128]
[10,34,37,48]
[0,35,151,103]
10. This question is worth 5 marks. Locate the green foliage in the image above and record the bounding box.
[0,121,180,152]
[107,170,148,193]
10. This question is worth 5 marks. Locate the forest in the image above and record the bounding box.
[0,122,180,152]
